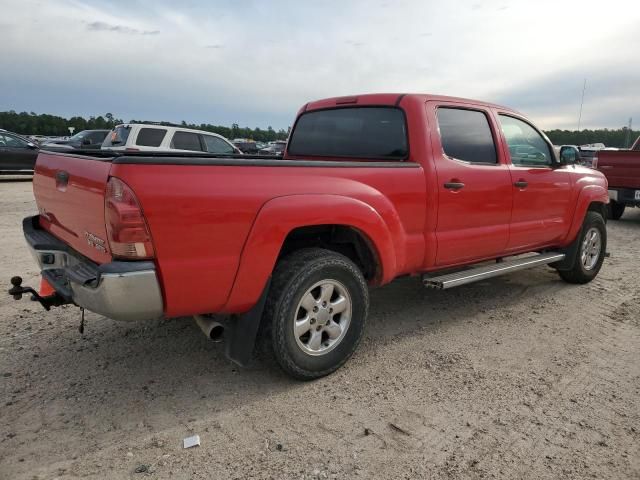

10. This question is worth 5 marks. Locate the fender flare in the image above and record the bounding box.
[563,184,609,245]
[222,194,400,313]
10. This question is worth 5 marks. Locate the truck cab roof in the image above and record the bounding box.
[302,93,518,115]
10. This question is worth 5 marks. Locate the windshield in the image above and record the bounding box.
[68,131,88,142]
[102,126,131,147]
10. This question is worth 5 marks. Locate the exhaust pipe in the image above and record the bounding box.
[194,315,225,342]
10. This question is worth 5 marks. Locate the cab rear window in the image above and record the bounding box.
[288,107,408,159]
[103,126,131,147]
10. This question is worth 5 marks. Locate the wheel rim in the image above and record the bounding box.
[580,227,602,271]
[293,279,352,356]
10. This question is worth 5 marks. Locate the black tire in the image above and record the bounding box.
[264,248,369,380]
[607,200,625,220]
[558,211,607,284]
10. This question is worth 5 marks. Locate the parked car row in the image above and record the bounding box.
[231,139,286,155]
[1,124,291,173]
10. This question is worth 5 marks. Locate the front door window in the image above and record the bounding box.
[498,115,553,167]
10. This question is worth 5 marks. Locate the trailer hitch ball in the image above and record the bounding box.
[10,276,24,300]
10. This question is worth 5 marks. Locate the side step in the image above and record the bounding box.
[422,252,565,290]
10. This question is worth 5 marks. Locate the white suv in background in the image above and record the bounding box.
[101,124,241,154]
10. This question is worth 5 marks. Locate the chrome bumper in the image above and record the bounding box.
[24,216,163,321]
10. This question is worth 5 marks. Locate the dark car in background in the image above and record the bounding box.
[42,129,109,150]
[232,139,260,154]
[0,129,39,174]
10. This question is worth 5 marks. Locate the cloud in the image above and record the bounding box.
[496,66,640,130]
[1,0,638,130]
[86,21,159,35]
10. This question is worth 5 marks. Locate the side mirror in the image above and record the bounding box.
[27,142,38,149]
[82,138,91,145]
[559,145,579,165]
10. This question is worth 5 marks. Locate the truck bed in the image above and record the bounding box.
[596,150,640,189]
[33,149,425,317]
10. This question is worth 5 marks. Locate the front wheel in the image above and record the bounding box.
[558,211,606,284]
[264,248,369,380]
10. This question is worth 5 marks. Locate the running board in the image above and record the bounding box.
[422,252,565,290]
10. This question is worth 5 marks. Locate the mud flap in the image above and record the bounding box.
[224,277,271,367]
[550,238,581,271]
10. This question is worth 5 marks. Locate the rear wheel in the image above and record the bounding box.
[264,248,369,380]
[558,211,606,284]
[607,200,625,220]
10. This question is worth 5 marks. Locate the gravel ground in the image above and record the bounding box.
[0,178,638,480]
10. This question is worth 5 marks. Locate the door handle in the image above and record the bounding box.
[444,181,465,190]
[514,180,528,188]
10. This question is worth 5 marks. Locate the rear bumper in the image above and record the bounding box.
[608,188,640,206]
[24,216,163,321]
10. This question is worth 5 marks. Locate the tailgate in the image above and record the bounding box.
[597,151,640,188]
[33,151,113,264]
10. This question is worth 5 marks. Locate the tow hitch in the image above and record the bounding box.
[8,276,68,311]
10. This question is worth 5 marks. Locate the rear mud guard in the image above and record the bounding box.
[224,277,271,366]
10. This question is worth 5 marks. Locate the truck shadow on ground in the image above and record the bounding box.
[4,266,570,432]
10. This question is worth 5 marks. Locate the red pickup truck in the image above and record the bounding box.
[9,94,609,379]
[594,136,640,219]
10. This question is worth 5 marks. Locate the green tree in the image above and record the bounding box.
[0,111,290,140]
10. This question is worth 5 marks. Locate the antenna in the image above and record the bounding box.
[577,78,587,131]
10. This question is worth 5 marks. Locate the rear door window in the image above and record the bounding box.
[288,107,408,159]
[436,108,497,164]
[202,135,234,154]
[103,126,131,147]
[136,128,167,147]
[171,131,203,151]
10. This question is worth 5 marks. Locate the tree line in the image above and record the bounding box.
[0,111,289,142]
[545,128,638,149]
[1,110,637,148]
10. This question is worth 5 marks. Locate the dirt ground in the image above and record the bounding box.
[0,178,638,480]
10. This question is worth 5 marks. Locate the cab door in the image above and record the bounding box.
[428,102,513,266]
[495,113,573,251]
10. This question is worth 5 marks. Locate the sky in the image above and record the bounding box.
[1,0,638,131]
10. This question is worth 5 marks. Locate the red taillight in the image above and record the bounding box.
[105,177,155,259]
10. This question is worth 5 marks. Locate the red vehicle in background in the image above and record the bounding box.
[594,135,640,219]
[9,94,609,379]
